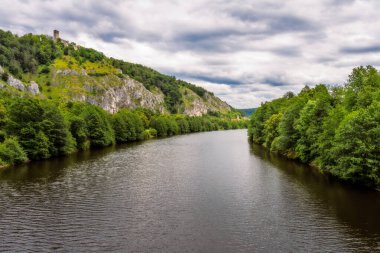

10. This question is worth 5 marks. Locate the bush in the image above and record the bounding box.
[82,105,115,147]
[0,137,28,165]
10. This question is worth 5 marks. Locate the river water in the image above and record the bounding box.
[0,130,379,252]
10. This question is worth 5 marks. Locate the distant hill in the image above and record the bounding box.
[237,108,257,117]
[0,29,233,116]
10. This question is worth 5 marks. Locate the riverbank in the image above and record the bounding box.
[249,139,380,191]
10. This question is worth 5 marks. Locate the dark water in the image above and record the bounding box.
[0,130,379,252]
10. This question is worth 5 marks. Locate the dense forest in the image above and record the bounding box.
[248,66,380,188]
[0,29,247,168]
[0,92,246,168]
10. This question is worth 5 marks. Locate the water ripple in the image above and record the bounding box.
[0,130,379,252]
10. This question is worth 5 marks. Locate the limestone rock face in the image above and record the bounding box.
[182,88,232,116]
[53,69,166,114]
[28,81,40,95]
[7,75,25,91]
[184,98,209,116]
[50,68,231,115]
[86,78,166,114]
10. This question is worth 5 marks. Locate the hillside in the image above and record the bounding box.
[0,29,232,116]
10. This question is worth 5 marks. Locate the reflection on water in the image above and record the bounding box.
[250,144,380,241]
[0,130,379,252]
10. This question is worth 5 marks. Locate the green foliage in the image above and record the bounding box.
[40,101,76,156]
[6,98,49,159]
[5,98,75,160]
[176,117,190,134]
[81,105,115,148]
[0,30,62,77]
[145,128,157,139]
[0,137,28,165]
[328,102,380,187]
[248,66,380,188]
[71,47,105,63]
[150,116,169,137]
[263,113,282,149]
[112,109,144,143]
[69,115,89,150]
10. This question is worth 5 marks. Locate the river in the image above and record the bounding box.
[0,130,379,252]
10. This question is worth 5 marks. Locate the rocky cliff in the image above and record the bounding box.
[51,68,167,113]
[0,64,232,116]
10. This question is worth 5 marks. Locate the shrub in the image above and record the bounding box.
[0,137,28,165]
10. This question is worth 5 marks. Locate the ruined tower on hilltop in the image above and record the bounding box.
[52,30,78,48]
[53,30,59,41]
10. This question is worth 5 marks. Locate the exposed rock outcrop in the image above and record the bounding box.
[184,97,209,116]
[53,69,166,114]
[28,81,40,95]
[7,75,25,91]
[182,88,232,116]
[85,77,166,113]
[56,68,87,76]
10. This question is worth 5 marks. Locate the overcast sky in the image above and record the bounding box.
[0,0,379,108]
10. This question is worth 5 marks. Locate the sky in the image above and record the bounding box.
[0,0,379,108]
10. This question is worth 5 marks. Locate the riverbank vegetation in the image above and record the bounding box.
[0,29,248,168]
[248,66,380,188]
[0,95,247,168]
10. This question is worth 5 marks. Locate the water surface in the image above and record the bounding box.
[0,130,379,252]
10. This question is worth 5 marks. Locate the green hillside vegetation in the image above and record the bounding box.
[248,66,380,188]
[0,29,230,114]
[0,29,247,168]
[112,59,211,113]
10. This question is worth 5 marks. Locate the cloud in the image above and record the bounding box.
[262,78,291,87]
[229,9,317,34]
[0,0,380,108]
[340,45,380,54]
[174,72,244,85]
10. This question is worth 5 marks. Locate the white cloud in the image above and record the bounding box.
[0,0,379,108]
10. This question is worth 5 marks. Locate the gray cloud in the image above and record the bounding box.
[174,72,244,85]
[340,45,380,54]
[262,78,291,87]
[272,47,301,57]
[0,0,380,108]
[228,8,318,35]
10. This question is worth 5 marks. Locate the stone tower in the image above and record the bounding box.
[53,30,59,41]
